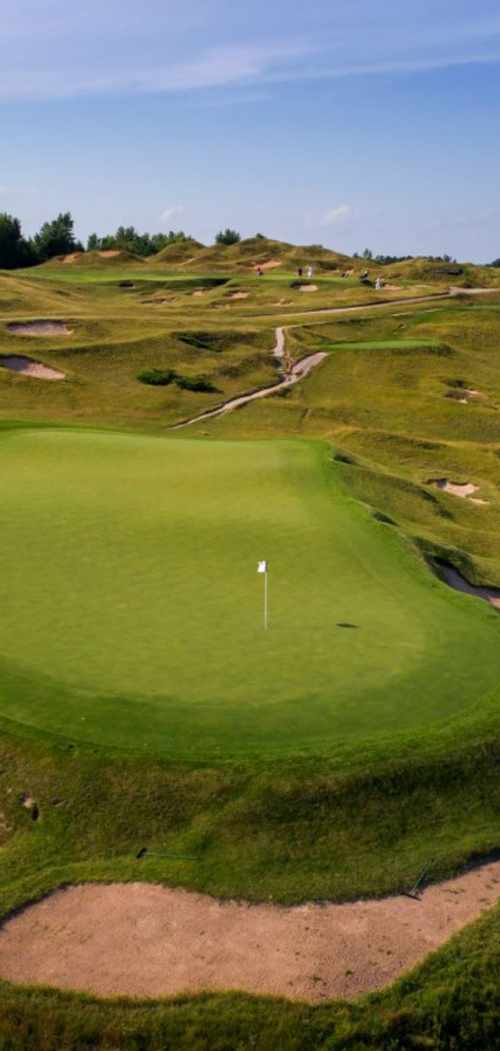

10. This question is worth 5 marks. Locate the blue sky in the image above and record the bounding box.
[1,0,500,260]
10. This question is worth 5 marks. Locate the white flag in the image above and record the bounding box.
[257,560,268,574]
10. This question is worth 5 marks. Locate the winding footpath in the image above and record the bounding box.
[1,860,500,1003]
[173,288,498,430]
[173,327,326,430]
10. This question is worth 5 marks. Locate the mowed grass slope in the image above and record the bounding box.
[1,427,497,757]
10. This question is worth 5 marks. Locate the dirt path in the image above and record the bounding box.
[243,287,498,324]
[173,328,326,430]
[1,862,499,1003]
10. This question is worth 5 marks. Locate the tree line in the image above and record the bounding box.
[1,212,499,269]
[0,213,246,269]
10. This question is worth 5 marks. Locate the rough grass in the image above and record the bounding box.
[1,265,500,1048]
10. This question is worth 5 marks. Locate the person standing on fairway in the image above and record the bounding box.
[307,265,314,280]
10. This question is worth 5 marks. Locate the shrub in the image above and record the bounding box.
[137,369,177,387]
[175,375,217,393]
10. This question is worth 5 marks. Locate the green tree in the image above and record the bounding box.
[33,212,82,261]
[215,228,241,245]
[362,247,373,260]
[86,233,101,251]
[0,213,35,268]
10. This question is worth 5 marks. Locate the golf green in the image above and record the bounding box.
[0,427,498,758]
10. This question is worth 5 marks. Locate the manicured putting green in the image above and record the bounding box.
[0,427,498,758]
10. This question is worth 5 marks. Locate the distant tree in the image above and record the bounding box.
[215,228,241,246]
[352,252,360,259]
[362,247,373,260]
[33,212,82,261]
[374,253,413,265]
[490,258,500,268]
[254,233,266,240]
[0,213,36,268]
[88,227,192,257]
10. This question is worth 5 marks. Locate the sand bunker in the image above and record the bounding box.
[437,562,500,609]
[0,356,65,381]
[427,478,479,499]
[259,259,281,271]
[63,253,82,264]
[7,321,72,337]
[230,292,250,300]
[1,863,500,1003]
[298,284,318,292]
[191,290,206,297]
[98,250,120,258]
[446,387,482,404]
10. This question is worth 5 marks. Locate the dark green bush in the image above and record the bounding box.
[138,368,177,386]
[176,375,218,393]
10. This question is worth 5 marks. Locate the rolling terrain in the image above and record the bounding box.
[1,246,500,1049]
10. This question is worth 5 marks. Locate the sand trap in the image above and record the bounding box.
[382,284,402,291]
[446,387,482,404]
[7,321,72,337]
[98,250,120,258]
[191,290,205,297]
[1,862,500,1003]
[298,284,318,292]
[230,292,250,300]
[259,259,281,270]
[63,252,82,264]
[427,478,479,499]
[437,562,500,609]
[0,356,65,380]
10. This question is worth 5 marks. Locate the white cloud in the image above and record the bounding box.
[160,205,186,224]
[321,205,354,226]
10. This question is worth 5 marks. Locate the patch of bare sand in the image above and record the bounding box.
[1,863,500,1003]
[98,250,120,258]
[230,292,250,300]
[7,321,72,337]
[62,253,82,264]
[259,259,281,270]
[0,356,65,380]
[191,290,206,297]
[298,284,318,292]
[437,563,500,608]
[427,478,479,499]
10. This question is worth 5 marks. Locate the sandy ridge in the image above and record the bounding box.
[1,861,500,1003]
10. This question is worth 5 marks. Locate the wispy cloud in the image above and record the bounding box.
[321,205,354,227]
[160,205,186,224]
[1,1,500,100]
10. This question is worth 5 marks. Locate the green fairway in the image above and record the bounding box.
[0,426,498,758]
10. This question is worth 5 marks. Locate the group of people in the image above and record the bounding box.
[254,262,384,288]
[297,266,314,280]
